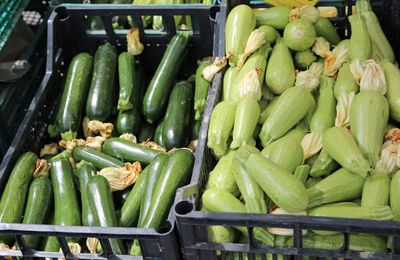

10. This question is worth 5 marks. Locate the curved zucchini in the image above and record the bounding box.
[73,146,124,169]
[102,137,165,165]
[50,156,81,242]
[142,149,194,230]
[0,152,37,244]
[142,33,191,123]
[138,154,169,227]
[76,160,96,226]
[194,59,211,120]
[87,175,126,254]
[86,42,118,121]
[162,81,194,150]
[22,176,53,249]
[117,52,139,111]
[55,53,93,141]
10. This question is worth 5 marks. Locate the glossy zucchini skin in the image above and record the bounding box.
[138,122,156,142]
[161,81,194,150]
[87,175,126,254]
[73,146,124,169]
[86,43,118,121]
[142,33,191,123]
[22,176,53,249]
[76,160,96,226]
[102,137,165,165]
[56,53,93,141]
[141,149,194,230]
[117,52,138,111]
[116,108,142,136]
[50,156,81,242]
[0,152,38,244]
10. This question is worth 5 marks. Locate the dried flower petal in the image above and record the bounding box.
[34,159,50,177]
[120,133,137,143]
[299,6,319,23]
[85,136,106,151]
[87,120,114,138]
[360,60,386,94]
[40,143,58,158]
[127,27,144,56]
[349,59,366,84]
[188,140,198,153]
[335,92,355,129]
[59,139,86,151]
[58,242,81,260]
[202,57,227,82]
[295,70,320,91]
[312,37,331,58]
[289,7,301,21]
[238,69,262,100]
[323,41,349,77]
[237,28,269,69]
[98,162,142,191]
[301,132,322,160]
[376,140,398,176]
[86,238,101,254]
[309,62,324,76]
[385,128,400,143]
[141,140,166,152]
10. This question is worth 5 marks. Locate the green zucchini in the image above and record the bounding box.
[308,204,393,220]
[194,59,211,120]
[333,62,359,99]
[381,59,400,122]
[223,66,239,101]
[348,14,372,60]
[361,170,390,207]
[55,53,93,141]
[313,17,341,46]
[391,170,400,220]
[0,152,37,244]
[142,149,194,230]
[253,6,291,30]
[102,137,165,165]
[73,146,124,169]
[138,154,169,227]
[117,52,138,111]
[116,107,142,136]
[307,168,365,209]
[153,120,165,148]
[309,149,339,177]
[87,175,126,254]
[162,81,194,150]
[119,166,148,227]
[206,152,240,197]
[236,146,308,212]
[86,42,118,121]
[143,33,191,123]
[50,156,81,242]
[22,176,53,249]
[294,165,310,184]
[76,160,96,226]
[138,122,156,142]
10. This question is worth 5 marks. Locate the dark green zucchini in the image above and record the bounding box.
[86,42,118,121]
[73,146,124,169]
[102,137,165,165]
[118,52,139,111]
[153,120,165,148]
[50,156,81,242]
[76,160,97,226]
[194,59,211,120]
[138,122,156,142]
[161,81,194,150]
[87,175,126,254]
[137,154,169,227]
[55,53,93,141]
[142,149,194,230]
[22,176,53,249]
[116,107,142,136]
[142,33,191,123]
[119,166,149,227]
[0,152,37,244]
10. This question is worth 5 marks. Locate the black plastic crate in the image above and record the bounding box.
[174,1,400,259]
[0,3,220,259]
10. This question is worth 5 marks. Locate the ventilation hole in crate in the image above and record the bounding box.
[175,200,194,215]
[85,16,106,35]
[157,220,173,234]
[112,15,131,35]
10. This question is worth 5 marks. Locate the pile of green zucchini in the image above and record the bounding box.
[203,0,399,254]
[0,31,210,255]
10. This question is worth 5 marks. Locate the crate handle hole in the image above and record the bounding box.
[55,6,68,21]
[175,200,194,216]
[157,220,173,234]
